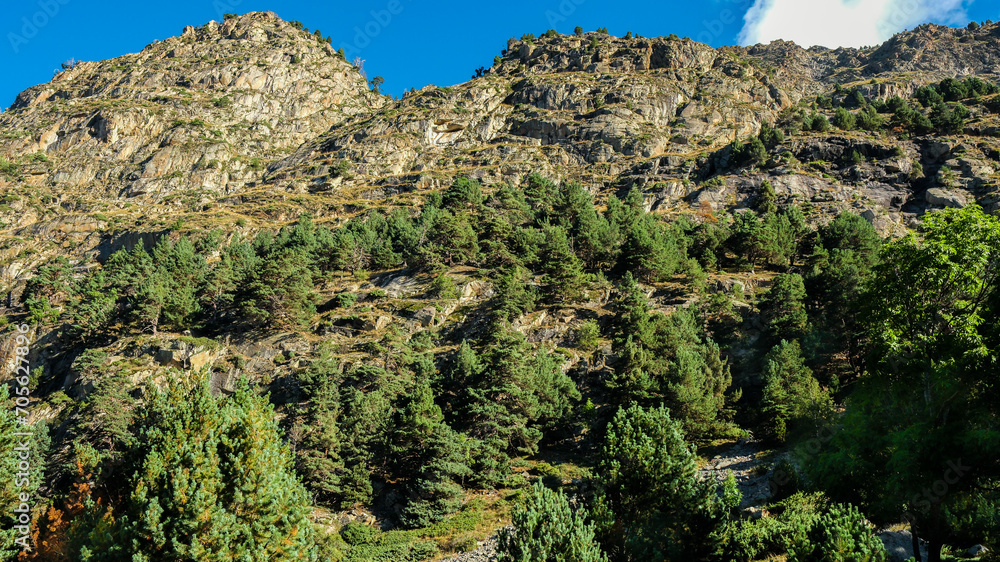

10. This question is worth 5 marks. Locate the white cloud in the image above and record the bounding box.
[738,0,973,48]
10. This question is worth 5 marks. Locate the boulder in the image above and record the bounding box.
[968,545,988,557]
[414,306,436,327]
[925,188,967,208]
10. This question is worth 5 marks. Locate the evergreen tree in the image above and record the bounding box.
[294,350,351,507]
[618,216,681,282]
[78,377,318,561]
[606,275,734,439]
[442,176,484,210]
[498,482,608,562]
[415,209,480,270]
[804,212,881,374]
[459,331,579,486]
[761,340,832,441]
[489,267,538,329]
[727,211,768,271]
[132,268,169,335]
[755,179,778,216]
[832,107,856,130]
[152,237,206,329]
[67,270,118,342]
[759,273,809,342]
[390,384,472,528]
[200,253,235,322]
[539,224,587,303]
[241,246,316,327]
[730,137,768,167]
[593,405,724,561]
[787,503,888,562]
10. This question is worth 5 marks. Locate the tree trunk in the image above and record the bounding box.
[927,538,943,562]
[911,526,922,562]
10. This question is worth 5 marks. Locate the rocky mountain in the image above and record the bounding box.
[2,11,1000,561]
[3,14,1000,276]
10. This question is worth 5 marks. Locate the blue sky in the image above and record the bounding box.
[1,0,995,110]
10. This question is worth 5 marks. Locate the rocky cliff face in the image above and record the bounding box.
[2,13,1000,280]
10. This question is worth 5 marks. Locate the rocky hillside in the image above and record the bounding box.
[1,11,999,561]
[2,15,1000,275]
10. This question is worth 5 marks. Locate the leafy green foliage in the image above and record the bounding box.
[606,274,735,439]
[759,273,809,342]
[389,384,472,528]
[722,492,827,560]
[730,137,768,167]
[832,108,856,130]
[808,206,1000,561]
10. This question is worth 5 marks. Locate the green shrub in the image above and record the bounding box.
[787,503,888,562]
[336,292,359,308]
[341,522,379,546]
[429,273,459,300]
[832,108,856,130]
[722,492,827,560]
[0,157,20,178]
[497,482,607,561]
[576,320,600,352]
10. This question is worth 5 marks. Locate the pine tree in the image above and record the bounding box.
[787,503,888,562]
[242,246,316,327]
[607,275,735,439]
[539,225,587,303]
[132,268,169,334]
[152,237,206,329]
[83,377,319,561]
[199,253,235,322]
[294,350,349,507]
[390,384,471,528]
[498,482,608,562]
[458,331,579,486]
[593,405,724,560]
[618,216,681,282]
[832,107,856,130]
[727,211,767,271]
[759,273,809,342]
[67,270,119,342]
[761,340,832,441]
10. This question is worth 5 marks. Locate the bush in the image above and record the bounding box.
[429,273,459,300]
[497,482,607,562]
[787,503,888,562]
[808,113,832,132]
[856,106,886,131]
[576,320,600,352]
[0,157,20,179]
[335,292,358,308]
[342,522,380,546]
[731,137,768,167]
[832,108,856,130]
[723,492,827,560]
